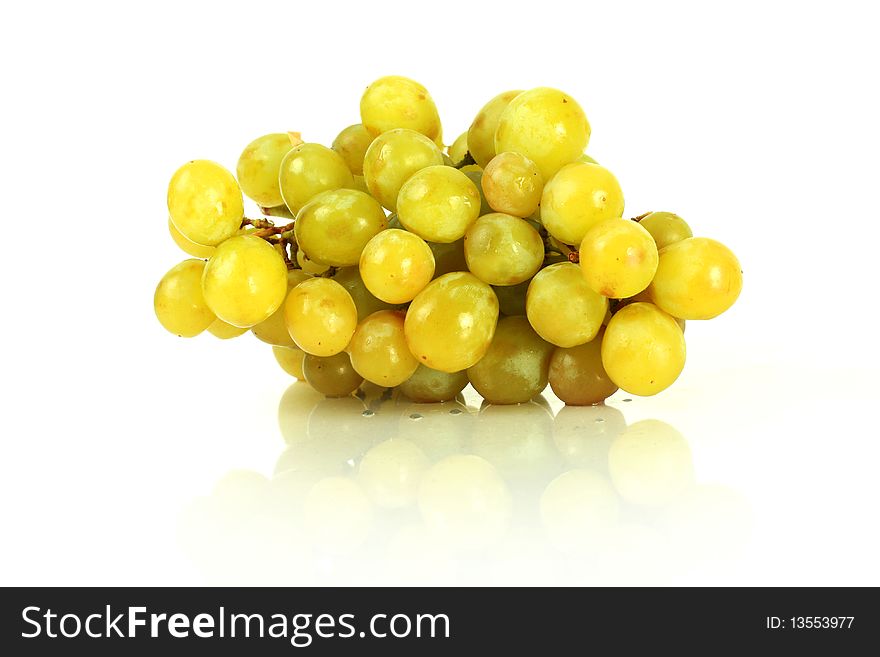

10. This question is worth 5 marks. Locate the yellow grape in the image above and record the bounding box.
[273,345,306,380]
[404,272,499,372]
[547,328,618,405]
[331,124,374,175]
[601,302,685,396]
[294,189,388,266]
[526,262,607,347]
[467,315,554,405]
[278,143,354,214]
[359,229,435,303]
[397,165,481,243]
[360,75,443,142]
[398,365,469,403]
[648,237,743,320]
[201,235,288,328]
[333,266,395,321]
[464,213,544,286]
[481,152,543,217]
[207,317,249,339]
[467,90,523,168]
[167,217,214,259]
[154,259,215,337]
[296,249,330,274]
[167,160,243,246]
[284,277,358,356]
[236,133,297,207]
[540,161,625,245]
[429,238,467,278]
[348,310,419,386]
[252,270,312,347]
[639,211,693,250]
[362,129,445,211]
[302,351,363,397]
[494,87,590,180]
[447,131,469,163]
[579,219,659,298]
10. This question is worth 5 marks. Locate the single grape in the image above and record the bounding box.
[548,328,618,405]
[359,229,435,304]
[273,345,306,380]
[294,189,387,267]
[639,211,693,250]
[481,152,543,217]
[398,365,469,403]
[348,310,419,387]
[201,235,288,328]
[579,218,659,298]
[404,272,499,372]
[284,277,358,356]
[279,143,354,214]
[648,237,743,320]
[467,90,523,168]
[236,133,298,208]
[154,259,215,337]
[252,269,312,347]
[362,128,444,211]
[332,266,395,321]
[168,217,214,258]
[332,124,374,175]
[540,161,625,245]
[167,160,243,246]
[297,249,330,274]
[447,131,469,164]
[464,213,544,285]
[207,317,249,339]
[493,279,531,316]
[397,165,481,243]
[467,315,554,405]
[360,75,442,143]
[601,302,686,396]
[429,238,467,278]
[494,87,590,180]
[302,351,364,397]
[526,262,607,347]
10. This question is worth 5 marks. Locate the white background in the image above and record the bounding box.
[1,0,878,586]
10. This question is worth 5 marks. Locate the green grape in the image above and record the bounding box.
[462,170,493,216]
[273,345,306,380]
[481,152,543,217]
[397,165,481,243]
[359,228,435,303]
[302,351,363,397]
[494,87,590,180]
[464,213,544,286]
[331,124,373,175]
[579,218,659,298]
[154,259,215,337]
[467,90,523,168]
[492,279,531,316]
[578,153,598,164]
[547,328,618,405]
[429,238,467,278]
[294,189,387,266]
[467,315,554,404]
[526,262,607,347]
[362,128,444,211]
[207,317,249,339]
[447,131,469,163]
[168,217,214,258]
[398,365,469,403]
[236,133,298,207]
[404,272,499,372]
[358,439,431,509]
[279,143,354,214]
[348,310,419,386]
[360,75,443,143]
[540,161,625,245]
[648,237,743,320]
[332,266,395,321]
[252,269,312,347]
[601,302,685,396]
[638,211,692,250]
[284,277,358,356]
[167,160,244,246]
[296,249,330,274]
[201,234,288,328]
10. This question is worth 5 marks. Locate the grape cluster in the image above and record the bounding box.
[155,76,742,405]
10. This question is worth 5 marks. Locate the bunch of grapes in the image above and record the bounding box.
[155,76,742,405]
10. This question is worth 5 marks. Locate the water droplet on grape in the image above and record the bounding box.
[594,418,604,423]
[449,408,463,415]
[409,413,423,420]
[362,409,375,417]
[622,398,632,402]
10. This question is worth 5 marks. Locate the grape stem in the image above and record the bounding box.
[241,216,300,270]
[453,151,476,169]
[631,211,652,222]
